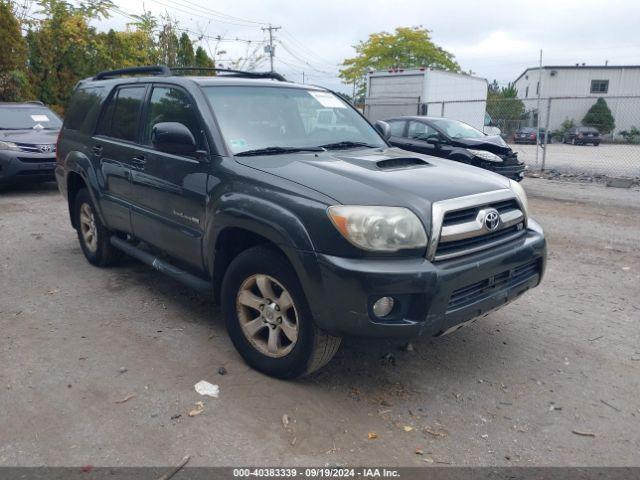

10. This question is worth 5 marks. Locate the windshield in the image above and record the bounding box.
[0,106,62,130]
[203,86,385,154]
[429,118,485,139]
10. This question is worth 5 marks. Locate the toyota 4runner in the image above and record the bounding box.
[56,66,546,378]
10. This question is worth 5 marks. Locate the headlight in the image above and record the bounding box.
[328,205,427,252]
[468,149,502,163]
[509,179,529,216]
[0,141,19,151]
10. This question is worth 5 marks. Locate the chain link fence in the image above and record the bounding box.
[366,96,640,179]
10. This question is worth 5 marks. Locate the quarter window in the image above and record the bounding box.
[144,86,203,150]
[590,80,609,94]
[65,87,106,133]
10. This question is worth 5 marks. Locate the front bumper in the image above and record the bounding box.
[485,162,527,181]
[0,151,57,184]
[299,224,546,338]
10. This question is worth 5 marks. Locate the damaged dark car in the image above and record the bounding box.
[384,116,526,181]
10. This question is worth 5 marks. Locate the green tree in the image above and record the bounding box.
[582,97,615,134]
[26,0,114,112]
[486,82,525,135]
[194,46,215,69]
[339,27,460,100]
[0,0,30,101]
[177,32,195,67]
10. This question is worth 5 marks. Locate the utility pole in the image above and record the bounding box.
[262,24,281,73]
[535,49,543,169]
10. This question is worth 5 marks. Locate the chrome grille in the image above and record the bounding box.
[15,143,56,153]
[428,189,527,261]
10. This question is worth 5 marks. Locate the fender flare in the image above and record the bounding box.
[64,152,107,227]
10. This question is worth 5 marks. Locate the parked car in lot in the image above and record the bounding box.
[0,102,62,187]
[385,116,526,181]
[513,127,550,145]
[563,126,601,145]
[56,66,546,378]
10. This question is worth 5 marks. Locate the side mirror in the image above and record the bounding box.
[425,135,441,145]
[152,122,197,155]
[374,120,391,141]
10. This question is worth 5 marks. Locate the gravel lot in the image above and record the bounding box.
[1,179,639,467]
[512,143,640,178]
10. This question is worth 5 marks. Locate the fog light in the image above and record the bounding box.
[372,296,395,317]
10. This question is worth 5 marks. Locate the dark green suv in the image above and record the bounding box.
[56,66,546,378]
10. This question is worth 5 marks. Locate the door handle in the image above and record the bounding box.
[92,145,103,155]
[131,155,147,168]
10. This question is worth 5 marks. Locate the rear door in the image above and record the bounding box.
[130,84,211,269]
[93,85,147,233]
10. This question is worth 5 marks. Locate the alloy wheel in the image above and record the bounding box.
[236,274,299,358]
[79,203,98,253]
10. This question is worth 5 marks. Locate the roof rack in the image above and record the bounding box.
[91,65,286,82]
[170,67,287,81]
[93,65,171,80]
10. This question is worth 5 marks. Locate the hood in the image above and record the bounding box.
[0,128,59,145]
[236,147,511,221]
[450,135,511,155]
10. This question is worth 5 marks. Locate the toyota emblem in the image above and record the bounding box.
[483,209,500,232]
[39,145,52,153]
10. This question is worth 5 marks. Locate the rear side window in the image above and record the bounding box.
[143,86,203,149]
[98,86,146,142]
[408,121,438,140]
[64,87,106,133]
[388,120,405,137]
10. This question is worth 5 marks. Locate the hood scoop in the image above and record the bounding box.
[376,157,429,170]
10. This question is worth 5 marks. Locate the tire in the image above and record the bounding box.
[594,142,600,146]
[73,188,120,267]
[221,245,341,379]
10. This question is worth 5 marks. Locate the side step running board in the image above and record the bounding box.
[110,236,212,293]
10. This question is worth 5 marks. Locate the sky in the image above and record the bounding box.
[96,0,640,93]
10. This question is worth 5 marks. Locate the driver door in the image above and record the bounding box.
[401,120,444,158]
[130,84,212,269]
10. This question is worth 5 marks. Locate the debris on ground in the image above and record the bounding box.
[118,367,128,374]
[571,429,596,437]
[156,455,190,480]
[423,457,434,464]
[367,432,378,440]
[423,425,449,438]
[194,380,219,398]
[282,414,290,428]
[114,393,135,404]
[170,414,181,420]
[600,400,621,412]
[414,448,424,455]
[381,353,395,366]
[218,366,227,376]
[403,425,413,432]
[47,289,58,295]
[188,401,205,417]
[401,342,414,352]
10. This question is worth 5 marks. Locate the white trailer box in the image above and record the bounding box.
[364,68,491,132]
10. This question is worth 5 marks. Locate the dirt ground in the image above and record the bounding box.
[512,143,640,178]
[1,178,639,467]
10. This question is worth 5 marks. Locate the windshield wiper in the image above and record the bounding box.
[235,146,325,156]
[317,141,380,150]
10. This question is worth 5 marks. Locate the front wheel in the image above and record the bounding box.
[221,246,341,378]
